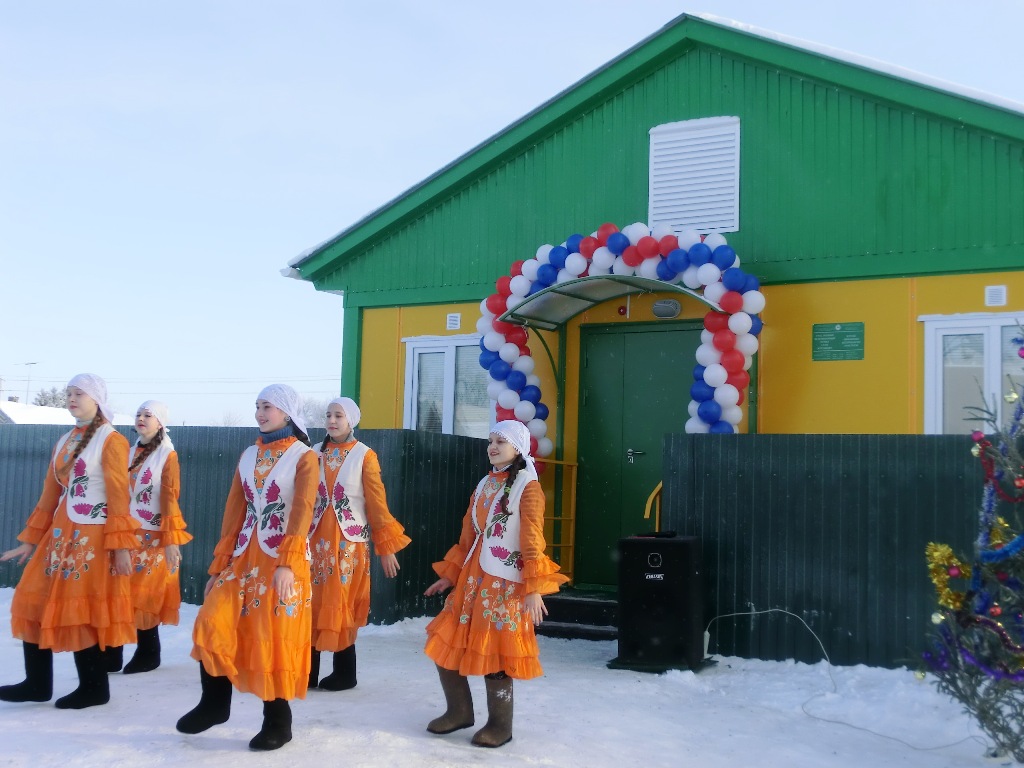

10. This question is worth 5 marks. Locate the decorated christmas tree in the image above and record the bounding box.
[925,330,1024,761]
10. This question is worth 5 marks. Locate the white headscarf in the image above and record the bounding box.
[67,373,114,424]
[257,383,307,437]
[137,400,172,442]
[329,397,361,431]
[491,419,537,476]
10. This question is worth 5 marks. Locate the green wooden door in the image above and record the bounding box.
[574,323,701,587]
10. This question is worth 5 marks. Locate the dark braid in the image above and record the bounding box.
[69,411,106,465]
[129,428,165,472]
[497,454,528,517]
[291,422,311,447]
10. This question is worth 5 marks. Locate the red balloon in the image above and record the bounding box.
[704,311,730,332]
[719,291,744,314]
[727,370,750,391]
[535,461,547,475]
[506,326,528,345]
[496,407,516,421]
[658,235,679,256]
[485,293,506,315]
[636,236,659,259]
[530,436,539,455]
[492,319,515,335]
[496,276,512,296]
[510,260,524,277]
[720,349,745,373]
[596,222,619,245]
[735,390,746,406]
[579,236,599,258]
[712,329,736,351]
[622,245,643,267]
[518,344,531,356]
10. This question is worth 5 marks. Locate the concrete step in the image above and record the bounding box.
[536,621,617,641]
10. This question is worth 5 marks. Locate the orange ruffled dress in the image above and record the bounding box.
[425,468,567,680]
[310,439,411,652]
[190,435,317,702]
[10,426,139,653]
[128,451,192,629]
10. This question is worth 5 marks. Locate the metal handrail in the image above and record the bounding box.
[643,481,663,531]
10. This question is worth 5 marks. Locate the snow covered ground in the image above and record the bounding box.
[0,588,1004,767]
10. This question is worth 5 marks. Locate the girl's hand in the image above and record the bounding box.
[0,543,33,565]
[524,593,547,626]
[165,544,182,572]
[113,549,132,576]
[424,577,453,597]
[203,575,217,598]
[273,566,296,601]
[380,553,400,579]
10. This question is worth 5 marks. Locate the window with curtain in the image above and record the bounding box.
[403,334,491,438]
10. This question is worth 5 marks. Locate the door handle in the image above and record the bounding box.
[626,448,645,464]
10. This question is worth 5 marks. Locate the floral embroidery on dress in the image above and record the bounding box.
[325,446,350,472]
[254,446,286,488]
[44,528,96,580]
[132,531,164,574]
[480,580,521,632]
[274,582,310,618]
[451,575,482,624]
[72,501,107,519]
[223,567,267,617]
[311,537,336,585]
[259,480,287,549]
[70,458,89,498]
[488,544,524,571]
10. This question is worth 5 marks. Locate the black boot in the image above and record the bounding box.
[249,698,292,751]
[318,645,356,691]
[123,627,161,674]
[103,645,123,673]
[426,665,474,734]
[471,672,513,748]
[55,645,110,710]
[308,648,321,689]
[176,663,232,733]
[0,642,53,702]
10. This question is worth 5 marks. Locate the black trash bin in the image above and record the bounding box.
[608,534,705,672]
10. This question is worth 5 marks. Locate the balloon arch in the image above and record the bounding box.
[476,221,765,466]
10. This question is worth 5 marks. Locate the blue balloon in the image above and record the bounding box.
[606,232,630,255]
[711,245,736,270]
[697,400,723,424]
[548,246,569,270]
[687,242,712,266]
[693,364,707,382]
[488,359,511,381]
[536,263,558,286]
[749,315,763,336]
[479,350,499,369]
[690,380,715,402]
[526,282,544,296]
[709,420,735,434]
[534,402,549,421]
[721,267,747,292]
[519,385,541,404]
[565,234,583,254]
[667,248,689,273]
[744,274,761,292]
[479,336,489,351]
[505,370,527,392]
[655,258,677,281]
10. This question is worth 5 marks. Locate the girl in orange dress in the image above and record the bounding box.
[0,373,138,709]
[307,396,410,690]
[176,384,317,751]
[119,400,192,673]
[424,420,567,748]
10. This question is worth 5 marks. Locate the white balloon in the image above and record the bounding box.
[505,294,522,312]
[498,342,520,364]
[651,223,675,240]
[514,400,536,422]
[730,255,741,269]
[743,354,753,371]
[695,343,721,367]
[476,315,494,335]
[591,246,615,269]
[681,265,702,289]
[525,374,541,387]
[536,244,553,264]
[510,275,532,297]
[713,383,740,407]
[685,417,710,434]
[735,334,760,356]
[556,268,573,284]
[612,256,635,276]
[742,290,766,314]
[677,229,702,249]
[486,380,508,400]
[638,257,661,279]
[700,329,713,344]
[498,390,520,409]
[480,299,494,318]
[703,233,728,251]
[565,253,588,276]
[521,259,541,281]
[697,263,722,286]
[703,364,728,388]
[728,311,753,335]
[483,331,505,352]
[702,281,727,305]
[625,222,650,244]
[722,404,743,425]
[537,437,554,457]
[687,400,700,418]
[527,418,547,438]
[512,355,535,374]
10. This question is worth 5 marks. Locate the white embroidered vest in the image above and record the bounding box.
[233,441,312,558]
[465,466,537,583]
[128,438,175,531]
[310,442,371,543]
[55,423,116,525]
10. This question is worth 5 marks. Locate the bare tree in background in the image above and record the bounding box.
[33,387,67,408]
[303,397,328,429]
[218,412,244,427]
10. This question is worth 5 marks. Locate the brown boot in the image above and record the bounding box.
[426,665,474,734]
[471,672,512,748]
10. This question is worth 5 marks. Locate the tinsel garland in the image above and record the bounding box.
[926,542,970,610]
[960,612,1024,655]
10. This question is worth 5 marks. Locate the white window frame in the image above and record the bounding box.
[402,333,490,434]
[920,311,1024,434]
[649,116,740,234]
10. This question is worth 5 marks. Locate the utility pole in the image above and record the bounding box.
[22,362,39,404]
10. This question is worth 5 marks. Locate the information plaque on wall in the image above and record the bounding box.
[812,322,865,361]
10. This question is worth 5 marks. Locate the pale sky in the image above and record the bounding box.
[3,1,1023,425]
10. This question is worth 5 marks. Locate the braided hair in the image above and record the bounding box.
[69,411,107,466]
[497,454,528,517]
[129,428,165,473]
